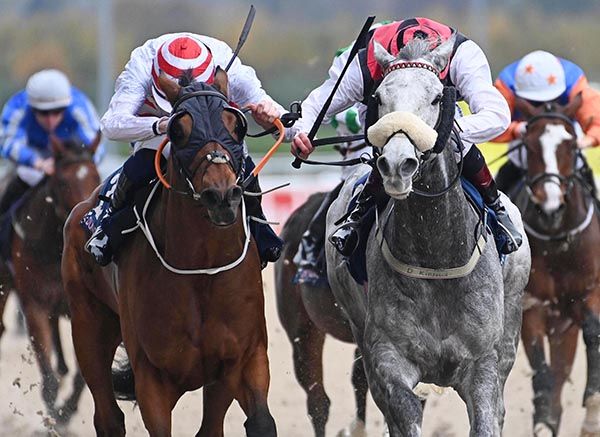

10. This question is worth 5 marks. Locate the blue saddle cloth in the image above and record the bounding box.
[80,168,122,237]
[345,176,507,286]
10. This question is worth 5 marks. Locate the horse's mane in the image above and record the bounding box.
[398,37,434,62]
[178,69,195,87]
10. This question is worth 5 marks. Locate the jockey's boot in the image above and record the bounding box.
[294,182,343,284]
[84,171,134,266]
[467,155,523,255]
[329,170,383,257]
[244,179,283,269]
[0,176,30,217]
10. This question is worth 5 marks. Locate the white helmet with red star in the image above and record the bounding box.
[515,50,566,102]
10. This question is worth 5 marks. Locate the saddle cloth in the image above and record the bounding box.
[299,173,507,287]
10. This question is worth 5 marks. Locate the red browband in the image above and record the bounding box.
[383,61,439,78]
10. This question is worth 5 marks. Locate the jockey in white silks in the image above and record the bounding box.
[289,17,523,258]
[85,33,285,267]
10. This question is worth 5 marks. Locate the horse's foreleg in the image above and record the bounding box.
[236,344,277,437]
[338,348,369,437]
[457,353,500,437]
[0,285,8,356]
[546,320,578,436]
[20,300,59,412]
[362,339,422,437]
[66,282,124,435]
[133,354,181,437]
[522,303,556,436]
[291,322,329,437]
[196,380,234,437]
[50,314,69,377]
[581,294,600,437]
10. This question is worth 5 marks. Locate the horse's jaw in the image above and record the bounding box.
[382,177,413,199]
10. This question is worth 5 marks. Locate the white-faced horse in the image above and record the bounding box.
[326,37,531,436]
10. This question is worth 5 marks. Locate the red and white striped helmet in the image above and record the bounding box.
[151,35,216,112]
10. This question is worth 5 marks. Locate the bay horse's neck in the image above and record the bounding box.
[385,149,478,267]
[15,181,63,256]
[155,188,246,270]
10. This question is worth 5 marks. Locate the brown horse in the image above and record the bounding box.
[275,191,369,437]
[62,71,277,436]
[511,95,600,437]
[0,137,100,423]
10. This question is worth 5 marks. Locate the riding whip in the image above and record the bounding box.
[225,5,257,72]
[292,15,376,169]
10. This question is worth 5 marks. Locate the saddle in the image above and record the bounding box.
[303,173,509,287]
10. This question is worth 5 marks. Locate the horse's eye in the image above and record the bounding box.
[431,94,442,105]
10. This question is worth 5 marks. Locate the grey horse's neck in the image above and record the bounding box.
[383,146,479,269]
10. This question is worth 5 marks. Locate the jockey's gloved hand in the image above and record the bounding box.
[34,157,55,176]
[578,135,596,149]
[245,99,279,130]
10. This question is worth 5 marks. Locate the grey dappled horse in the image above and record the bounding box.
[325,37,531,436]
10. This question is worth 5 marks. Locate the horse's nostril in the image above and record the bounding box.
[399,158,418,178]
[377,156,391,177]
[199,188,222,208]
[227,186,243,204]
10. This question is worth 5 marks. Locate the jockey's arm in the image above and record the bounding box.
[291,49,365,155]
[209,38,286,127]
[571,75,600,148]
[491,77,525,143]
[100,42,162,143]
[71,90,106,163]
[450,40,511,145]
[0,103,41,168]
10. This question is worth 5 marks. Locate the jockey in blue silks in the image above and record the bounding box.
[84,33,284,267]
[0,69,104,216]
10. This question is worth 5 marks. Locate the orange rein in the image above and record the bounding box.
[154,117,285,189]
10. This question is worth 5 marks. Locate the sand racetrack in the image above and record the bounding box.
[0,265,591,437]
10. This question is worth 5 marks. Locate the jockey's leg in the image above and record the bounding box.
[462,146,523,254]
[329,168,387,257]
[85,149,157,266]
[0,174,30,217]
[294,182,343,284]
[243,156,283,267]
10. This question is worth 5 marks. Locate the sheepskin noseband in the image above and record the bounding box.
[367,111,438,152]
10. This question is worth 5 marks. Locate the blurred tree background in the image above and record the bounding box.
[1,0,598,121]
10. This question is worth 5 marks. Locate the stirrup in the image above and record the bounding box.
[329,222,360,257]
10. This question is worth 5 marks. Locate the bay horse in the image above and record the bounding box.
[62,71,277,436]
[510,96,600,437]
[325,37,531,436]
[0,137,100,423]
[275,191,369,437]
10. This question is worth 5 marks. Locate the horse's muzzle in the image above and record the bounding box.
[199,186,243,226]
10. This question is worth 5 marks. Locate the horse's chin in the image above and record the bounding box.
[383,180,412,200]
[207,208,238,227]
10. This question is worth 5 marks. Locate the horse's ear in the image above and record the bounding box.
[427,33,456,73]
[158,72,182,105]
[563,92,583,119]
[89,130,101,154]
[373,41,396,70]
[212,66,229,97]
[514,97,540,120]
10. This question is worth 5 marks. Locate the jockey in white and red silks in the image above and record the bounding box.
[290,17,522,257]
[85,33,285,267]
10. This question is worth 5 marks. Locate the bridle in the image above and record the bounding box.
[522,112,581,202]
[378,60,463,198]
[155,89,248,202]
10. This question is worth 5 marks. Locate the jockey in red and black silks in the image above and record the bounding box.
[359,18,468,99]
[290,17,523,259]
